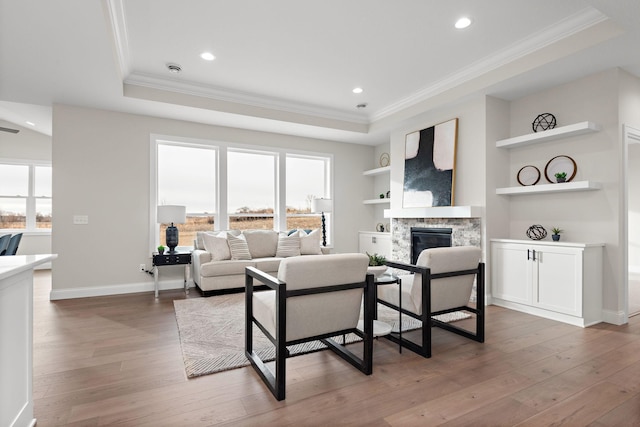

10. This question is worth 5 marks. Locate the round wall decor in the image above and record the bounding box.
[379,152,390,167]
[532,113,557,132]
[517,165,541,186]
[544,155,577,183]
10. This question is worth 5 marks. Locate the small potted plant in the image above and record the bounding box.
[554,172,567,183]
[366,252,387,278]
[157,244,165,254]
[551,227,562,241]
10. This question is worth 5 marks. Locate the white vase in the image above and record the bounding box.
[367,265,388,278]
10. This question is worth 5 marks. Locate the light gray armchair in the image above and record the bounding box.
[245,253,375,401]
[378,246,484,358]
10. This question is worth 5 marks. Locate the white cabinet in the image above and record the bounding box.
[359,232,391,259]
[491,239,603,327]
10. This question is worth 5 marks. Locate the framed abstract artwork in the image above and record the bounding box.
[402,118,458,208]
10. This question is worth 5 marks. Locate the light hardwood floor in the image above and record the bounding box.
[33,271,640,426]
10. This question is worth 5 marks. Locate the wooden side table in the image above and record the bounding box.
[152,251,191,298]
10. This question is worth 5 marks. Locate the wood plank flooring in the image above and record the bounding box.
[32,271,640,426]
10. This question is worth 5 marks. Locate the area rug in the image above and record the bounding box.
[173,293,469,378]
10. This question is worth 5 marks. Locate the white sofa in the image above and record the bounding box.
[191,229,328,295]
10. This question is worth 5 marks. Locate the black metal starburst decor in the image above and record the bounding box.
[526,224,547,240]
[532,113,557,132]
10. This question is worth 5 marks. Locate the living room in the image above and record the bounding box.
[2,1,640,425]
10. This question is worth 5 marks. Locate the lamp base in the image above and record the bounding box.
[166,224,179,253]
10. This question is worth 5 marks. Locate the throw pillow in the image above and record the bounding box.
[227,233,252,260]
[276,233,301,258]
[202,232,231,261]
[299,229,322,255]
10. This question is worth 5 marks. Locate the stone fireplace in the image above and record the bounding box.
[391,217,481,263]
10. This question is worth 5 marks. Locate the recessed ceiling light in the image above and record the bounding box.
[166,63,182,73]
[455,17,472,29]
[200,52,215,61]
[352,87,363,94]
[26,121,35,126]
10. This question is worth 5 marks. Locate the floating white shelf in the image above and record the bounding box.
[363,166,391,176]
[363,198,391,205]
[496,121,600,149]
[496,180,602,195]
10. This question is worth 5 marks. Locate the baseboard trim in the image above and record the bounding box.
[601,309,627,325]
[50,280,194,300]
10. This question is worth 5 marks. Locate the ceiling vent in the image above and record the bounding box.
[166,63,182,74]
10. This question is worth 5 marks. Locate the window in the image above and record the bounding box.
[0,161,52,230]
[285,154,329,232]
[227,149,275,230]
[157,142,217,246]
[152,137,333,248]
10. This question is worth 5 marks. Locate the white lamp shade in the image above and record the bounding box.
[311,198,332,213]
[157,205,186,224]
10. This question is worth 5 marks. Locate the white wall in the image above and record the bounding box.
[51,105,373,297]
[0,120,52,261]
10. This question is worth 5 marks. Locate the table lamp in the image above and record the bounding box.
[157,205,186,253]
[311,198,332,246]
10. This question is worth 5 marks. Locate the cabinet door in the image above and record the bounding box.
[534,246,583,316]
[491,242,532,304]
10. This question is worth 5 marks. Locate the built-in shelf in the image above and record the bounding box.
[496,180,602,195]
[363,198,391,205]
[496,121,600,149]
[363,166,391,176]
[384,206,482,218]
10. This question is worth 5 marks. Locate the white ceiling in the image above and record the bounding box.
[1,0,639,145]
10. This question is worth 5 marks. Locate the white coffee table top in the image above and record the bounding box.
[357,319,392,337]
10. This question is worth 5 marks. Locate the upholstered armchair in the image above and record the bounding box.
[378,246,484,358]
[245,253,375,401]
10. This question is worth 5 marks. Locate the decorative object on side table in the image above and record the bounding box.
[366,252,387,278]
[532,113,557,132]
[311,198,332,246]
[157,245,165,254]
[526,224,547,240]
[157,205,186,253]
[551,227,563,241]
[554,172,567,183]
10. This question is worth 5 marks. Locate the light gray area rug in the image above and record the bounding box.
[173,293,469,378]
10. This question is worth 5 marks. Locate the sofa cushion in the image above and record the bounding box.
[243,230,278,258]
[299,229,322,255]
[200,259,255,276]
[202,232,231,261]
[228,233,252,260]
[196,230,240,250]
[275,233,301,257]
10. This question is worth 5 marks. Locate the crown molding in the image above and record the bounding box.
[370,7,609,122]
[103,0,131,79]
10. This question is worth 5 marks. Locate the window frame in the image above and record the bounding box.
[0,158,52,232]
[150,135,333,250]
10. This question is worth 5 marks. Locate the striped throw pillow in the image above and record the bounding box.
[276,233,301,258]
[227,233,252,260]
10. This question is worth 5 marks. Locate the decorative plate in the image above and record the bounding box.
[376,223,385,232]
[544,155,577,183]
[517,165,541,186]
[379,152,390,167]
[385,223,390,232]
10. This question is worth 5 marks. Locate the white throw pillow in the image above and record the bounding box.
[276,233,301,258]
[202,232,231,261]
[227,233,252,260]
[299,229,322,255]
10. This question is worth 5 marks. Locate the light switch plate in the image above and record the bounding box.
[73,215,89,225]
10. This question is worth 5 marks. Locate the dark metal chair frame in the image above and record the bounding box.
[245,266,375,401]
[380,260,485,358]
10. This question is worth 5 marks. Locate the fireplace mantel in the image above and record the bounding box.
[384,206,482,219]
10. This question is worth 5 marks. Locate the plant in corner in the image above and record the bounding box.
[554,171,567,183]
[157,244,165,254]
[551,227,563,241]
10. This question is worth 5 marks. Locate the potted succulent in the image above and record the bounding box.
[366,252,387,278]
[551,227,563,241]
[157,244,165,254]
[554,172,567,183]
